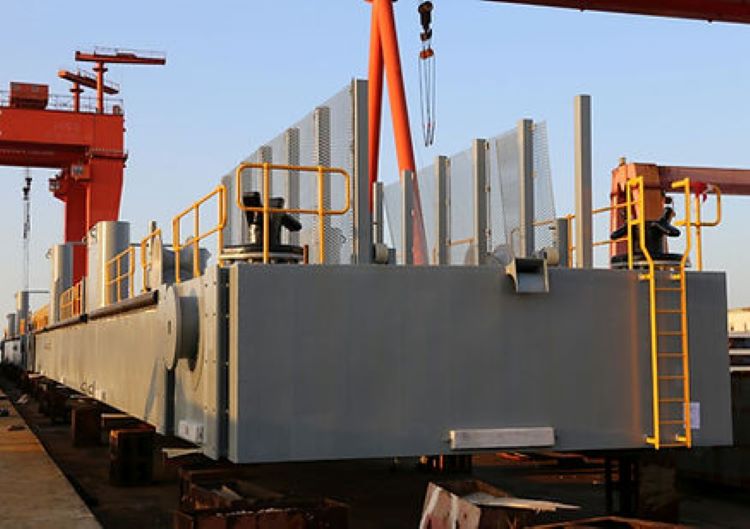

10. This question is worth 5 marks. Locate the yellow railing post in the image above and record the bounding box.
[263,163,271,264]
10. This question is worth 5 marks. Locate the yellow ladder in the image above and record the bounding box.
[643,262,691,449]
[628,177,693,449]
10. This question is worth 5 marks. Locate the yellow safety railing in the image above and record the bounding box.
[173,185,227,283]
[60,281,84,320]
[105,246,136,304]
[140,227,162,292]
[565,179,644,269]
[234,163,351,264]
[31,305,50,331]
[691,185,722,271]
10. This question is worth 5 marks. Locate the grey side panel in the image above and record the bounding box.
[34,306,169,432]
[686,271,732,446]
[227,265,731,463]
[173,266,229,459]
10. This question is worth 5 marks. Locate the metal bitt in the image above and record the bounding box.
[402,170,415,264]
[518,119,535,258]
[574,94,593,268]
[473,139,490,265]
[435,156,449,265]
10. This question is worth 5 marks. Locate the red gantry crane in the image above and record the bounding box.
[0,48,165,282]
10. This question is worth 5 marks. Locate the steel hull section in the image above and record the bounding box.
[34,303,170,432]
[27,264,732,462]
[227,265,732,462]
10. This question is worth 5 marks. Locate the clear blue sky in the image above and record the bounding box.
[1,0,749,318]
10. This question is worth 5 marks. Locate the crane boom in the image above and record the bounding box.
[484,0,750,24]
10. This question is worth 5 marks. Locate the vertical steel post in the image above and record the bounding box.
[402,170,414,265]
[353,79,372,264]
[285,128,300,247]
[314,107,331,263]
[518,119,535,258]
[436,156,449,265]
[575,94,593,268]
[373,182,384,245]
[556,217,570,268]
[473,139,489,265]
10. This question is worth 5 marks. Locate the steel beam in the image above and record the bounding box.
[473,140,490,265]
[574,95,593,268]
[518,120,535,257]
[436,156,449,265]
[402,170,415,265]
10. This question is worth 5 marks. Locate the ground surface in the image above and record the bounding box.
[0,388,100,529]
[2,376,750,528]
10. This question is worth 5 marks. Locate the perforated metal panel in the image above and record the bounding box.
[221,83,358,264]
[384,121,556,264]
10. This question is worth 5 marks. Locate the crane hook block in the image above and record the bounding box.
[419,2,433,33]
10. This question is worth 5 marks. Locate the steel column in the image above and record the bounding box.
[556,217,570,268]
[575,94,593,268]
[353,79,372,264]
[284,128,300,247]
[518,119,535,257]
[402,170,414,265]
[314,107,332,263]
[473,140,490,265]
[373,182,385,245]
[436,156,449,265]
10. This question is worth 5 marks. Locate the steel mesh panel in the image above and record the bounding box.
[326,88,355,265]
[533,122,557,251]
[494,129,521,255]
[447,150,474,265]
[383,181,403,262]
[221,83,356,263]
[384,122,556,264]
[416,163,436,263]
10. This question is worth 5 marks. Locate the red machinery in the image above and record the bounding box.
[0,48,164,282]
[609,161,750,260]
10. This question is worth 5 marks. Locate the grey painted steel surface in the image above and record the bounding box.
[373,182,385,245]
[173,266,228,459]
[518,119,535,257]
[574,95,593,268]
[227,264,731,463]
[34,289,171,433]
[401,171,414,265]
[436,156,449,265]
[50,243,74,324]
[85,221,130,312]
[2,337,22,365]
[556,217,570,268]
[473,140,489,265]
[352,79,372,264]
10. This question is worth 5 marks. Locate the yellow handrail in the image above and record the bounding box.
[140,227,162,292]
[173,185,227,283]
[234,163,351,264]
[692,185,721,271]
[31,305,50,331]
[105,246,136,304]
[59,281,83,320]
